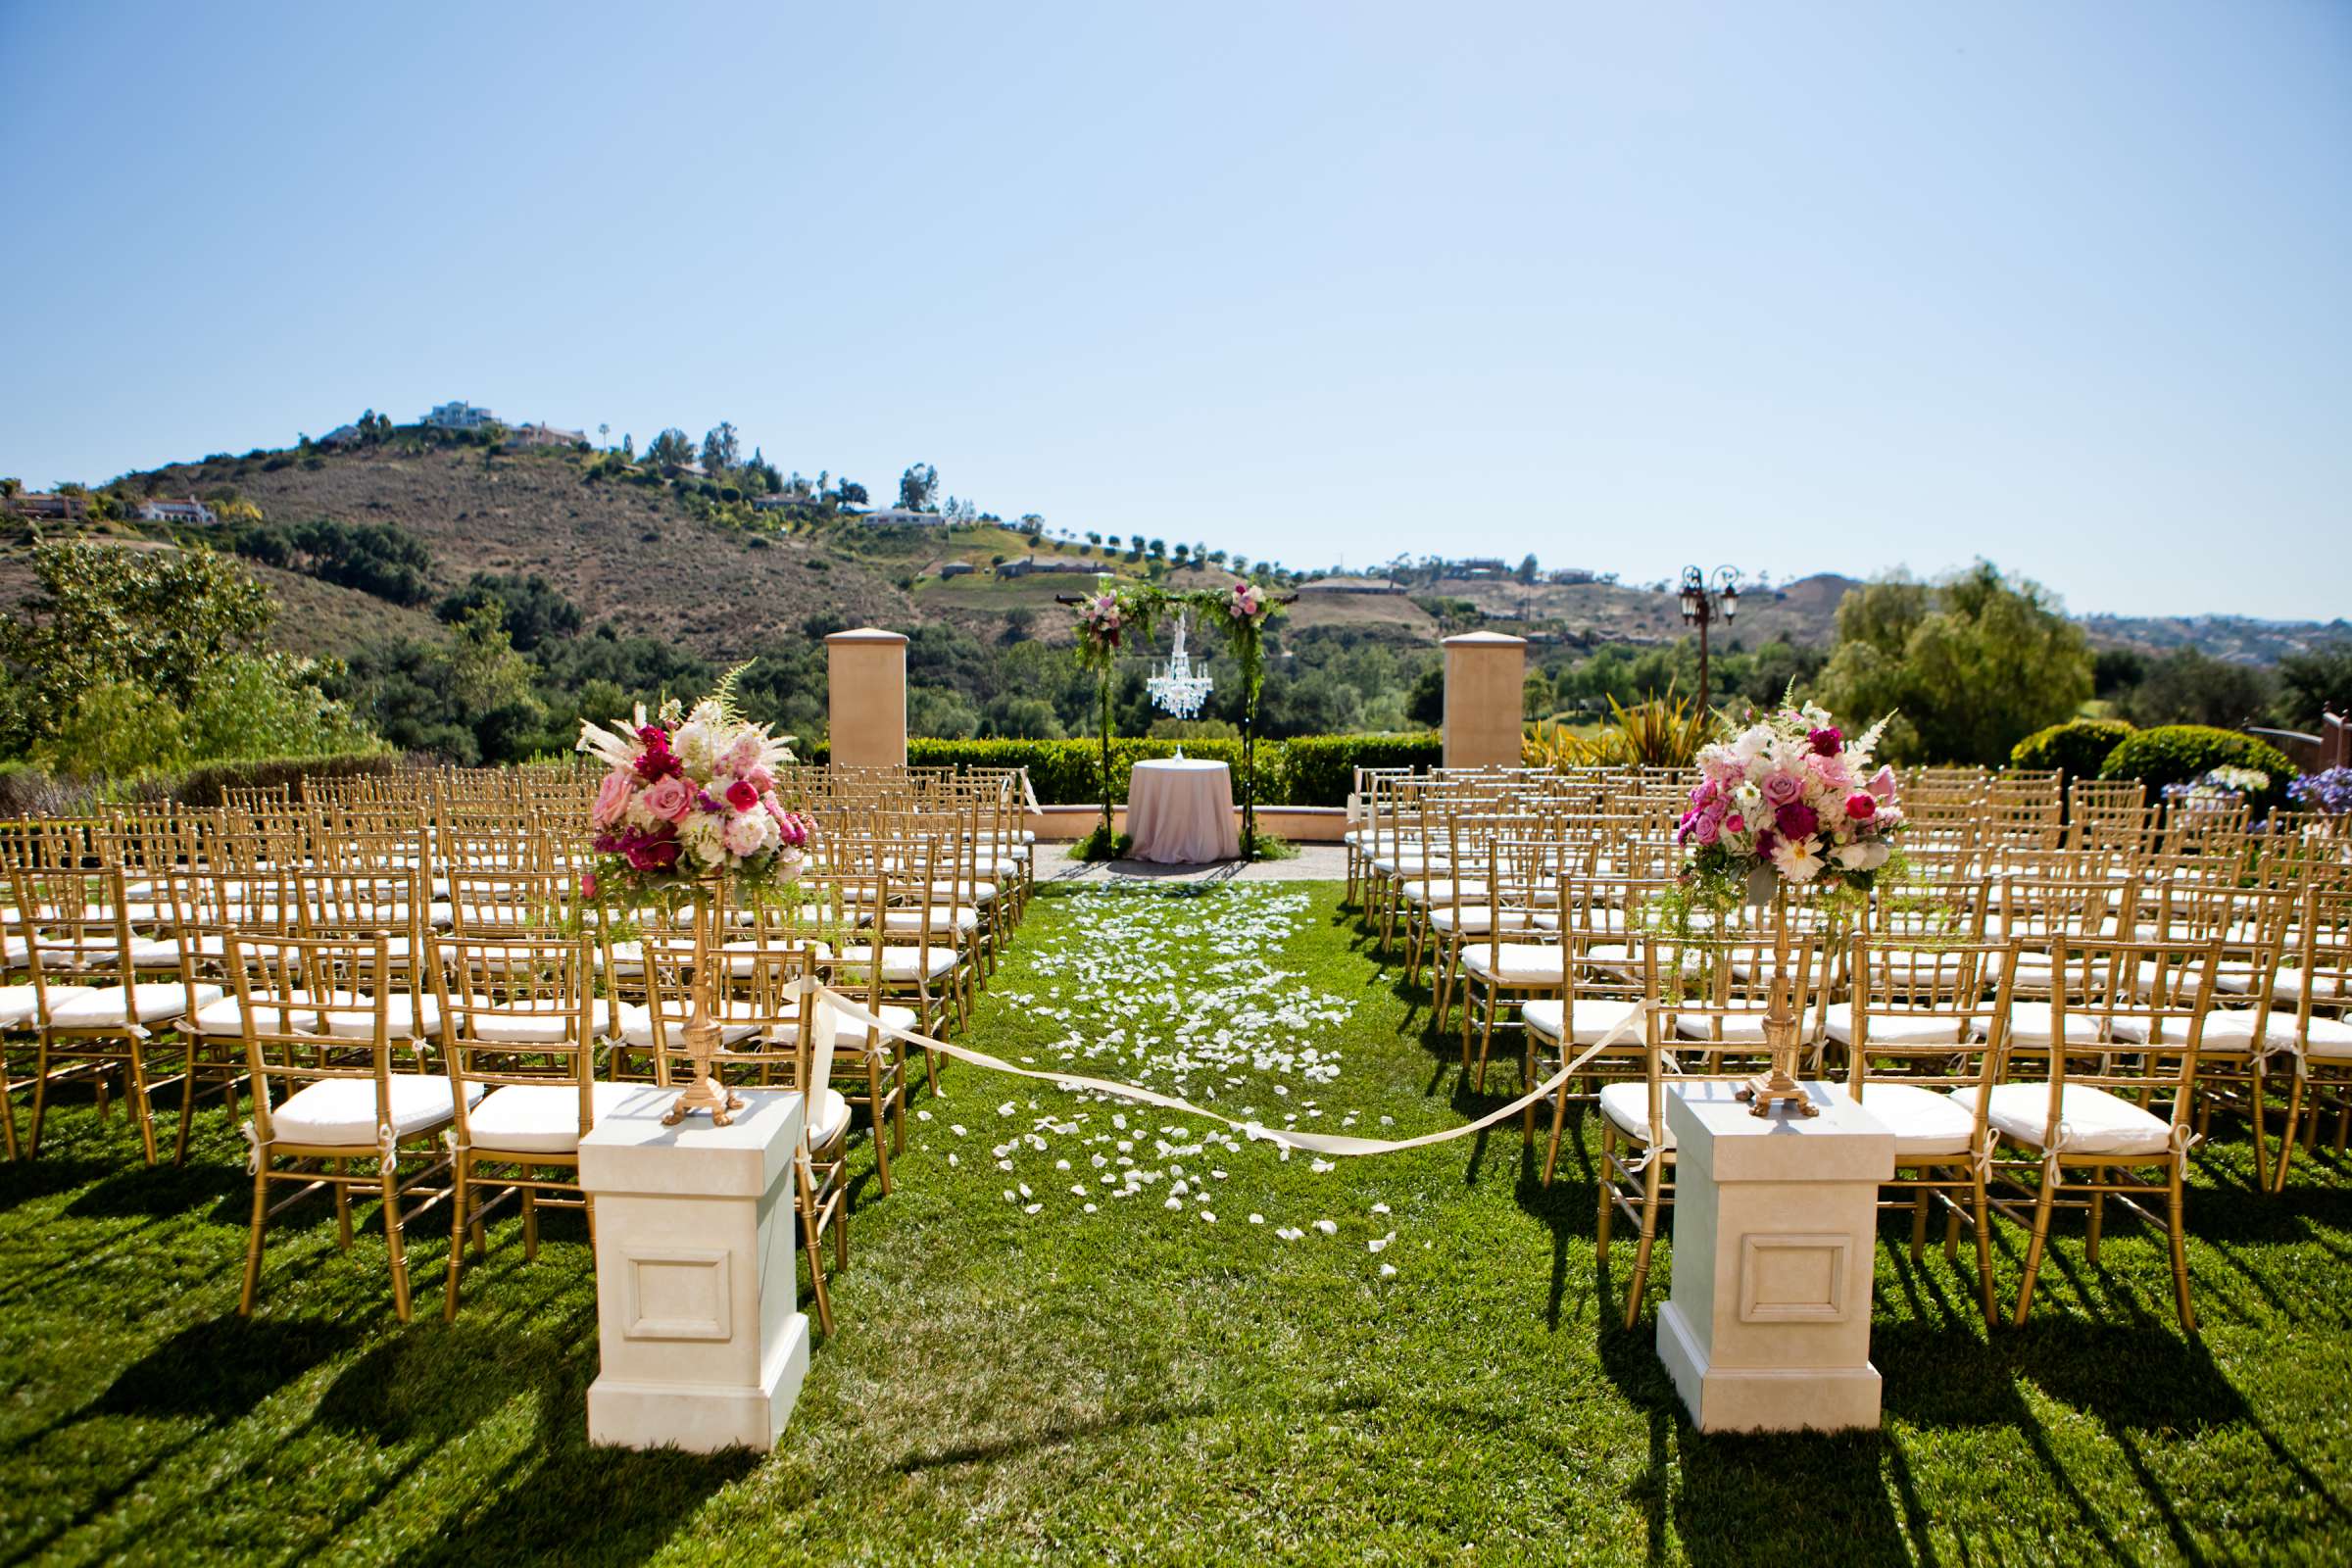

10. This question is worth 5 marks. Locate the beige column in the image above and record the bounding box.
[1441,631,1528,768]
[824,627,908,768]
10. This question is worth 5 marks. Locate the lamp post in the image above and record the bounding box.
[1678,565,1740,712]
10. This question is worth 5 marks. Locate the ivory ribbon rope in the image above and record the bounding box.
[796,982,1658,1158]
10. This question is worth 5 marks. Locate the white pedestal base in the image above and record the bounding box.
[579,1087,809,1453]
[1654,1080,1893,1435]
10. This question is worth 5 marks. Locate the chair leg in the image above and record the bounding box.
[172,1040,200,1168]
[126,1042,159,1166]
[2084,1190,2104,1265]
[445,1152,468,1322]
[2249,1063,2272,1192]
[521,1163,539,1261]
[800,1192,834,1337]
[24,1041,48,1159]
[383,1169,414,1323]
[335,1159,354,1250]
[1474,991,1498,1092]
[1595,1123,1615,1259]
[1624,1158,1665,1330]
[239,1163,270,1315]
[2274,1073,2306,1193]
[867,1057,894,1196]
[2168,1159,2197,1333]
[2011,1169,2058,1328]
[1970,1169,1998,1329]
[1542,1068,1571,1187]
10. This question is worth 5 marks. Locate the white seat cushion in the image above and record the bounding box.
[2105,1007,2352,1054]
[0,984,68,1029]
[1951,1082,2174,1158]
[1856,1082,1977,1160]
[316,990,444,1042]
[872,906,980,936]
[1523,997,1644,1046]
[835,945,959,983]
[269,1074,483,1147]
[1402,879,1487,905]
[189,991,318,1036]
[2002,1003,2110,1049]
[1597,1080,1672,1147]
[1672,1013,1779,1045]
[806,1086,853,1148]
[1461,944,1565,985]
[1429,906,1554,935]
[611,1003,764,1051]
[1824,1011,1974,1049]
[47,982,222,1029]
[464,1080,645,1153]
[2270,968,2350,1008]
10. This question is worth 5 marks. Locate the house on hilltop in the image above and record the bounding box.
[2,490,86,520]
[508,421,585,448]
[420,400,497,431]
[137,496,217,525]
[856,507,947,527]
[996,555,1097,577]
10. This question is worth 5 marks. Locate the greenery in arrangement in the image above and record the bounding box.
[2098,724,2297,817]
[5,881,2349,1564]
[2008,715,2138,777]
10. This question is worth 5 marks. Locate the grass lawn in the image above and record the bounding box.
[5,882,2352,1565]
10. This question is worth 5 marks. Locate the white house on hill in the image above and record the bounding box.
[420,400,497,431]
[857,507,946,527]
[138,496,217,525]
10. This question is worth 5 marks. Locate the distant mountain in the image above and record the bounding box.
[2078,612,2352,664]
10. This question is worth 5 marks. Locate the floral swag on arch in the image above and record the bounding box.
[1070,577,1286,859]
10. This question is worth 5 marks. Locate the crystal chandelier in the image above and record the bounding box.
[1146,612,1214,719]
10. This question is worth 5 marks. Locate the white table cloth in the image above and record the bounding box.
[1126,759,1240,864]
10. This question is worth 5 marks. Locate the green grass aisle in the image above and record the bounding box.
[3,882,2351,1564]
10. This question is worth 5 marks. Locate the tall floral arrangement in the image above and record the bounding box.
[576,672,813,906]
[1679,701,1905,902]
[1221,579,1280,857]
[1071,579,1157,848]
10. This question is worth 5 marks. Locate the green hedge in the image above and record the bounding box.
[800,733,1442,807]
[172,752,411,808]
[1281,733,1445,807]
[2009,717,2135,779]
[2098,725,2295,817]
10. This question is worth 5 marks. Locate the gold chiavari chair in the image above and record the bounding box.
[1459,838,1574,1091]
[1837,935,2018,1324]
[8,864,219,1164]
[2269,888,2352,1188]
[433,931,636,1319]
[233,933,469,1321]
[1963,935,2219,1329]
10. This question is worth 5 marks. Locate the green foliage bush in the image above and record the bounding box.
[2009,717,2136,778]
[2098,725,2296,815]
[172,752,414,808]
[1281,733,1444,807]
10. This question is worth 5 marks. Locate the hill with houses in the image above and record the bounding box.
[2,411,2340,670]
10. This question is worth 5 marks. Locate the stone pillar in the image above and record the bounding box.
[579,1089,811,1453]
[1442,631,1528,768]
[825,627,908,768]
[1654,1081,1894,1434]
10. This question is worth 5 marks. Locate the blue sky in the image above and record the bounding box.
[3,1,2346,618]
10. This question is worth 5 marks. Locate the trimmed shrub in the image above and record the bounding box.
[2009,717,2135,779]
[1282,733,1444,808]
[2098,725,2296,816]
[172,751,412,808]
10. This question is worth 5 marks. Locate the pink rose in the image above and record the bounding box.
[1867,765,1897,801]
[1693,814,1721,847]
[1845,791,1878,821]
[592,769,634,827]
[1761,770,1803,808]
[641,774,696,823]
[725,779,760,812]
[745,764,776,794]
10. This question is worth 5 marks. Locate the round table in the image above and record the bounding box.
[1126,759,1241,864]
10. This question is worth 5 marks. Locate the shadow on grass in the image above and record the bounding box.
[98,1314,362,1422]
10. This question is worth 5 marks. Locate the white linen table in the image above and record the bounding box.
[1126,759,1240,863]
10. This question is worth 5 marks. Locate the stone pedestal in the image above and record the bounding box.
[1442,631,1527,768]
[825,627,908,769]
[578,1088,810,1453]
[1654,1080,1893,1434]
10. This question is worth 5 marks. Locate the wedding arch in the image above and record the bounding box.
[1064,578,1294,859]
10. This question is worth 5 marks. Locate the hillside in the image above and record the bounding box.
[2,438,2338,669]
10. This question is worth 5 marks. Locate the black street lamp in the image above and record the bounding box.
[1678,565,1740,712]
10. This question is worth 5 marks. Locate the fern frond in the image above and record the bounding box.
[710,660,757,724]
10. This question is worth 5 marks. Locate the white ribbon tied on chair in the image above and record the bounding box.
[376,1120,398,1179]
[239,1118,262,1175]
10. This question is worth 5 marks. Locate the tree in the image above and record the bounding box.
[2121,648,2276,731]
[898,463,939,512]
[435,572,583,652]
[1814,561,2091,765]
[598,422,610,446]
[2278,641,2352,729]
[1516,553,1539,585]
[700,421,740,475]
[836,478,868,506]
[645,428,696,472]
[1,541,278,741]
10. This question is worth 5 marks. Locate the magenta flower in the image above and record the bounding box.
[1776,802,1819,839]
[1808,726,1843,757]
